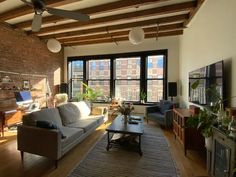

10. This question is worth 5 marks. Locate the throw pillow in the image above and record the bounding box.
[58,103,81,126]
[36,120,66,139]
[72,101,91,118]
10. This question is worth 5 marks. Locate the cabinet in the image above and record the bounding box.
[173,108,205,155]
[211,126,236,177]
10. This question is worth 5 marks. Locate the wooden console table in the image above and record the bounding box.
[173,108,205,156]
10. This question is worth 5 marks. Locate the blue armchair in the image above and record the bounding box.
[146,100,176,128]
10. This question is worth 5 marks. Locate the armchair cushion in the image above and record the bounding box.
[160,100,173,114]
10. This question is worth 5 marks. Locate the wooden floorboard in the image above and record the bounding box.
[0,121,209,177]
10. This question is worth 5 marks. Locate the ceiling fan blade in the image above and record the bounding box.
[46,7,90,22]
[31,13,42,32]
[20,0,33,7]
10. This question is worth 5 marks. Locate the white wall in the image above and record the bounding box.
[179,0,236,107]
[64,36,180,87]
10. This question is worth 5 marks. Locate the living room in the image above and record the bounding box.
[0,0,235,177]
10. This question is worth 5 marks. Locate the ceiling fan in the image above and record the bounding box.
[21,0,90,32]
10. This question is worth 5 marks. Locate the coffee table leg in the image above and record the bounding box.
[106,132,110,151]
[139,135,143,156]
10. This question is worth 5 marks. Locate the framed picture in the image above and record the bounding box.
[23,80,30,90]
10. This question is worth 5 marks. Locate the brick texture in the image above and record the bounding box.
[0,23,64,93]
[0,23,64,107]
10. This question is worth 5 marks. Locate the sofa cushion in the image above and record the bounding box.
[58,103,80,126]
[148,112,165,120]
[160,100,173,114]
[60,126,84,148]
[23,108,63,127]
[72,101,91,118]
[67,119,98,133]
[86,115,104,124]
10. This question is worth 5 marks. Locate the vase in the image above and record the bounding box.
[205,136,213,151]
[123,115,128,124]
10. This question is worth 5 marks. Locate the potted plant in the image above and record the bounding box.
[116,102,134,124]
[187,107,217,150]
[76,83,103,106]
[140,89,146,104]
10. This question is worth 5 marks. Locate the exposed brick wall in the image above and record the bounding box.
[0,23,64,95]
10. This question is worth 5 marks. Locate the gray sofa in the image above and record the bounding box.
[17,101,107,167]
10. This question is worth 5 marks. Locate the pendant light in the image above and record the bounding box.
[47,38,61,53]
[128,27,145,45]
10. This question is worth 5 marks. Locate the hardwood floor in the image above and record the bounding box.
[0,121,209,177]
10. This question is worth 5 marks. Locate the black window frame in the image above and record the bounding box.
[67,49,168,103]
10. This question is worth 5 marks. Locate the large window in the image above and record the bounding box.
[147,55,165,102]
[68,60,84,97]
[88,59,110,100]
[115,57,140,101]
[68,50,167,102]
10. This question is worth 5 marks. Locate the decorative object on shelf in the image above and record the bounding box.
[47,38,61,53]
[1,76,11,83]
[23,80,30,90]
[140,89,146,103]
[129,27,144,45]
[228,116,236,137]
[116,102,134,124]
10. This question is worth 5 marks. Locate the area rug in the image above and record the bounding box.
[68,124,179,177]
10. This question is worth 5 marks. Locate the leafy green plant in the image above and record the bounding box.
[187,107,217,137]
[76,83,103,102]
[140,89,146,102]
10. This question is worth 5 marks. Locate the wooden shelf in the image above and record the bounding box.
[173,108,205,156]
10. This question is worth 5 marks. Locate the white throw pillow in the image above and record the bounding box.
[72,101,91,118]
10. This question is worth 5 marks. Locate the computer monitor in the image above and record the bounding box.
[14,91,33,105]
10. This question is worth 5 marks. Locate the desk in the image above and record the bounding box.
[0,108,24,137]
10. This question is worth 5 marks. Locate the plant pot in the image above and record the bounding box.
[205,136,213,151]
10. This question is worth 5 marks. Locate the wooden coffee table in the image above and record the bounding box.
[106,115,144,155]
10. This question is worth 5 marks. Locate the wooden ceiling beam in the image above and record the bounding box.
[15,0,169,29]
[33,1,194,35]
[58,23,184,43]
[0,0,78,22]
[184,0,205,26]
[39,14,188,39]
[63,30,183,46]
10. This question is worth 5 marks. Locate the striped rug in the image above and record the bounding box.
[68,124,179,177]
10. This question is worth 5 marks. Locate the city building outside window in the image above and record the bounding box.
[68,60,84,97]
[147,55,164,102]
[67,50,167,102]
[88,59,110,100]
[115,57,140,101]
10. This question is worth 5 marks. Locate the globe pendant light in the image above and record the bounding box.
[128,27,145,45]
[47,38,61,53]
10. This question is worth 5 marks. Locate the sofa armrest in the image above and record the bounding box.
[91,106,108,122]
[164,110,173,128]
[17,125,61,160]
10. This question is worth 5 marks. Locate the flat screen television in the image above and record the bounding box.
[189,60,224,106]
[14,91,33,105]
